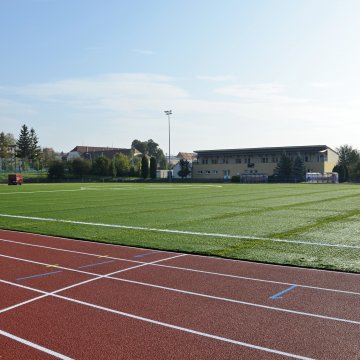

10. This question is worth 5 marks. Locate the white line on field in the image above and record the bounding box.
[0,329,73,360]
[0,280,312,359]
[1,213,359,249]
[1,237,360,296]
[2,229,359,276]
[0,189,84,195]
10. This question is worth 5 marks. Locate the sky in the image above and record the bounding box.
[1,0,360,155]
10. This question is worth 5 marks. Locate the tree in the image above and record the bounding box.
[273,153,293,182]
[293,154,306,182]
[149,157,157,179]
[332,164,347,183]
[129,156,141,177]
[42,148,56,168]
[177,159,191,179]
[131,139,147,154]
[92,156,111,176]
[131,138,166,168]
[71,158,91,177]
[141,155,149,179]
[48,160,65,179]
[29,128,41,161]
[0,132,14,170]
[336,145,359,182]
[16,124,31,159]
[111,159,117,178]
[114,153,130,176]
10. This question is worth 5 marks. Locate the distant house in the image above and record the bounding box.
[172,152,197,179]
[66,146,142,161]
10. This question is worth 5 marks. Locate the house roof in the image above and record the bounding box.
[194,145,337,156]
[176,152,197,161]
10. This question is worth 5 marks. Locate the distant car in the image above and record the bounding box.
[8,174,23,185]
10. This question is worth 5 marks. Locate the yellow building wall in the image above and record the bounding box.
[192,148,339,180]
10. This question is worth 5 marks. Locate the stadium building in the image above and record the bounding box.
[192,145,338,181]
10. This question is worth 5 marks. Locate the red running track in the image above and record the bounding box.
[0,229,359,359]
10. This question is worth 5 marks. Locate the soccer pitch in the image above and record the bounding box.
[0,182,360,272]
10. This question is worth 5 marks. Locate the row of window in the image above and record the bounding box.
[201,156,327,165]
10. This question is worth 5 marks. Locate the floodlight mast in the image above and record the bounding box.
[164,110,172,180]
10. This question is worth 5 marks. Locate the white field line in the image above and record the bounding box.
[2,229,359,277]
[0,189,84,195]
[0,329,73,360]
[1,213,360,249]
[1,252,360,325]
[0,280,312,360]
[1,237,359,297]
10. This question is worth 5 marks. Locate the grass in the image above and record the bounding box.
[0,182,360,272]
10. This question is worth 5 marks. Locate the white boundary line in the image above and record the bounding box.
[2,228,359,276]
[0,329,73,359]
[1,237,359,296]
[1,213,360,249]
[1,253,360,325]
[0,279,312,360]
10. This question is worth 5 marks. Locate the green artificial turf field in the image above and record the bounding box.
[0,182,359,272]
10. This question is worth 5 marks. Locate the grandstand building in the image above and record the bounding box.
[192,145,338,181]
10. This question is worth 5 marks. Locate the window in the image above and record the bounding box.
[236,158,242,164]
[211,159,217,164]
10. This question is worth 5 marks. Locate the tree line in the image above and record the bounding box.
[0,125,168,179]
[270,144,360,183]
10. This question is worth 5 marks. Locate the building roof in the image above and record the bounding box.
[176,152,197,161]
[194,145,337,156]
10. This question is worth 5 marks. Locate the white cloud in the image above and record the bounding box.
[196,75,237,82]
[1,73,360,152]
[132,48,155,55]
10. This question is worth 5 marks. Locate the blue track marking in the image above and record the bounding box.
[77,260,115,269]
[133,250,162,258]
[270,284,297,300]
[16,270,63,281]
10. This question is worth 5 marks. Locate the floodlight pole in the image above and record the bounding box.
[164,110,172,179]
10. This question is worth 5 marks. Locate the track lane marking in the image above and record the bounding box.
[1,237,359,296]
[0,213,359,249]
[270,285,297,300]
[16,270,63,281]
[0,280,312,359]
[1,254,360,325]
[0,329,73,360]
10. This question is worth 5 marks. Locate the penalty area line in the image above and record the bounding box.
[0,213,359,249]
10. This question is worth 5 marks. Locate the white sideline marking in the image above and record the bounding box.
[2,229,359,276]
[1,213,359,249]
[0,189,84,195]
[0,280,312,359]
[1,237,360,297]
[1,252,360,325]
[0,329,73,359]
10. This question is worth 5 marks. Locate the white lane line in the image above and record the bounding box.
[1,237,359,296]
[1,254,360,325]
[0,280,312,359]
[152,263,360,297]
[0,329,73,360]
[0,254,187,315]
[0,237,153,265]
[0,213,359,249]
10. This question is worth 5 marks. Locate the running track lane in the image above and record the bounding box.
[0,229,360,358]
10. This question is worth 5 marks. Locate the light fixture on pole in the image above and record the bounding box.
[164,110,172,178]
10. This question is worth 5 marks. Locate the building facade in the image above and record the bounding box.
[192,145,338,181]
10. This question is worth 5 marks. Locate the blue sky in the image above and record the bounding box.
[1,0,360,154]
